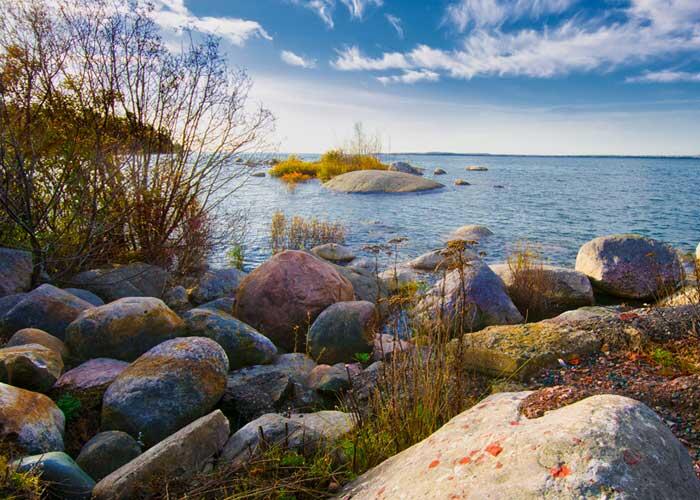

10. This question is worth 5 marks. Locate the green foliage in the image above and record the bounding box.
[0,452,44,499]
[270,211,346,253]
[269,151,388,183]
[227,244,245,270]
[651,348,676,367]
[55,394,82,422]
[353,352,371,364]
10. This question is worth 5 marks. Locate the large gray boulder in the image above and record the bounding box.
[378,266,424,293]
[65,297,185,362]
[6,328,68,359]
[448,224,493,241]
[0,284,93,340]
[333,264,387,305]
[324,170,443,193]
[0,247,32,297]
[101,337,228,447]
[220,411,354,470]
[311,243,356,263]
[308,301,376,364]
[189,267,248,305]
[388,161,424,176]
[70,263,169,302]
[339,392,700,499]
[406,247,479,272]
[64,288,104,306]
[52,358,129,406]
[419,261,523,331]
[575,234,683,300]
[0,293,25,319]
[183,308,276,370]
[0,382,64,454]
[76,431,142,482]
[92,411,229,500]
[13,452,94,500]
[0,344,63,393]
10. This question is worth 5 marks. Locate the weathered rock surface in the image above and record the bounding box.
[63,288,105,306]
[0,284,93,340]
[448,224,493,241]
[433,168,446,175]
[546,306,620,325]
[0,344,63,393]
[6,328,68,359]
[0,293,24,319]
[419,261,523,331]
[324,170,443,193]
[308,364,350,394]
[491,264,595,317]
[221,411,354,469]
[660,286,700,307]
[0,247,32,297]
[236,250,355,351]
[65,297,185,362]
[373,333,412,362]
[379,266,424,292]
[308,301,376,364]
[406,248,479,272]
[575,234,683,299]
[0,382,64,453]
[466,165,488,171]
[13,452,95,500]
[52,358,129,404]
[338,392,700,499]
[189,267,248,305]
[162,285,191,312]
[184,308,276,369]
[101,337,228,447]
[311,243,356,263]
[696,242,700,261]
[92,411,229,500]
[454,179,471,186]
[333,264,387,305]
[70,263,169,302]
[388,161,424,176]
[198,297,236,314]
[76,431,142,482]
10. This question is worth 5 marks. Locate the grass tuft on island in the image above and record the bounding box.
[270,150,388,183]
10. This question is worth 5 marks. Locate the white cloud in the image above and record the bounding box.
[291,0,382,28]
[331,46,411,71]
[377,70,440,85]
[340,0,383,19]
[444,0,576,30]
[386,14,404,38]
[152,0,271,45]
[627,70,700,83]
[281,50,317,68]
[335,0,700,81]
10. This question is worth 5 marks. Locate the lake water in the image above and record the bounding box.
[227,154,700,271]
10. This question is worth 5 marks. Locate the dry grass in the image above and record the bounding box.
[0,445,44,500]
[270,212,346,254]
[269,150,387,184]
[505,242,556,322]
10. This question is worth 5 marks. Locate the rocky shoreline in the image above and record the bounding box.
[1,233,699,498]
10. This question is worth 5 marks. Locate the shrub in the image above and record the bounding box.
[55,394,82,422]
[270,212,346,254]
[505,242,556,322]
[0,449,44,499]
[269,151,387,184]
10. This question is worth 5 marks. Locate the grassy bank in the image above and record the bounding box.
[269,151,388,183]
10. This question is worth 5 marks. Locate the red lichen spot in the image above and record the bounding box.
[447,476,454,481]
[495,462,504,469]
[619,312,640,322]
[572,437,583,445]
[459,457,471,465]
[623,450,642,465]
[550,465,572,478]
[568,356,581,366]
[428,459,440,469]
[469,449,480,457]
[462,424,470,430]
[485,443,503,457]
[509,421,520,426]
[475,454,486,464]
[376,486,385,497]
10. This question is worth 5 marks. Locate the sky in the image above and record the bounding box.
[149,0,700,156]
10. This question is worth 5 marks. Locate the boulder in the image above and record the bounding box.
[379,266,424,293]
[433,168,446,175]
[348,258,377,275]
[0,284,93,340]
[448,224,493,241]
[92,411,229,500]
[183,308,276,369]
[101,337,228,447]
[660,286,700,307]
[64,288,104,306]
[221,368,295,427]
[6,328,68,359]
[490,264,595,317]
[454,179,470,186]
[453,321,601,379]
[546,306,620,325]
[697,242,700,261]
[198,297,236,314]
[251,171,266,178]
[236,251,355,351]
[0,247,32,297]
[220,411,355,469]
[405,248,479,272]
[308,364,350,394]
[333,264,387,305]
[466,165,488,171]
[162,285,191,312]
[76,431,142,482]
[339,392,700,499]
[419,261,523,331]
[0,293,24,319]
[388,161,424,176]
[70,263,169,302]
[311,243,356,263]
[189,268,248,305]
[0,382,64,453]
[324,170,443,194]
[373,333,411,362]
[65,297,185,362]
[575,234,683,299]
[52,358,129,405]
[308,301,376,364]
[13,452,94,500]
[0,344,63,393]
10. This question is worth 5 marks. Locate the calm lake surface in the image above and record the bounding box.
[227,154,700,271]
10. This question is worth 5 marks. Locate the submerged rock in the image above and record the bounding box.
[236,250,354,352]
[339,392,700,499]
[65,297,185,362]
[575,234,683,300]
[448,224,493,241]
[0,344,63,393]
[101,337,228,447]
[13,452,95,500]
[70,263,169,302]
[0,247,32,297]
[454,179,471,186]
[433,168,446,175]
[308,301,376,364]
[324,170,443,193]
[388,161,424,176]
[466,165,488,171]
[0,382,65,454]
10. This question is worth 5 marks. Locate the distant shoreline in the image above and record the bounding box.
[277,152,700,160]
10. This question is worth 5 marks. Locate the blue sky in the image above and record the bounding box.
[151,0,700,155]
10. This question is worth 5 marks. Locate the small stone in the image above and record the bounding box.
[76,431,142,482]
